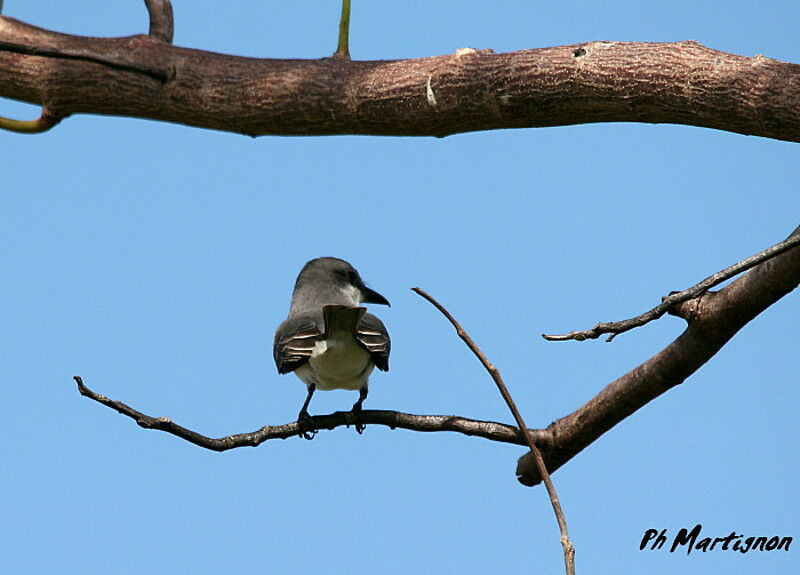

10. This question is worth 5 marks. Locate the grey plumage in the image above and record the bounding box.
[273,257,390,436]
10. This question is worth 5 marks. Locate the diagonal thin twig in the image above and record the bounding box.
[412,288,576,575]
[543,232,800,342]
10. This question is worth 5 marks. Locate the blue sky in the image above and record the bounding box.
[2,2,798,574]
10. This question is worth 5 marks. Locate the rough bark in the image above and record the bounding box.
[2,16,800,141]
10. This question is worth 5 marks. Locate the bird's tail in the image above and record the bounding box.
[322,305,366,337]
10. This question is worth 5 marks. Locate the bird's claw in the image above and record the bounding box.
[351,404,366,435]
[298,410,317,440]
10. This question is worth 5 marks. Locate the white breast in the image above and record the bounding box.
[295,336,374,391]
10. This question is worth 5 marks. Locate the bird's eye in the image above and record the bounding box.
[335,268,356,284]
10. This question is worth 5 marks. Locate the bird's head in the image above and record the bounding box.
[294,257,390,307]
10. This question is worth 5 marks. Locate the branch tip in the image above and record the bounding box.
[0,107,62,134]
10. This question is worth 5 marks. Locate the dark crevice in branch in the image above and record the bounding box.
[0,34,169,82]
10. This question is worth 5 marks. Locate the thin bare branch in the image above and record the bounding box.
[0,106,62,133]
[144,0,174,43]
[411,288,575,575]
[73,376,546,450]
[333,0,351,59]
[543,231,800,342]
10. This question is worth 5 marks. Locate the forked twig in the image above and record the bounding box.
[543,232,800,342]
[412,287,576,575]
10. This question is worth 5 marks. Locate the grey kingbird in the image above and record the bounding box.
[273,257,391,438]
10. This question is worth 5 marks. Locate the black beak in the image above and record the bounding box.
[362,286,390,307]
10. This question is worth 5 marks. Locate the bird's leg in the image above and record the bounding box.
[333,0,351,59]
[351,386,368,434]
[298,384,317,440]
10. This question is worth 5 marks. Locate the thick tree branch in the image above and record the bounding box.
[518,224,800,485]
[543,231,800,342]
[2,16,800,140]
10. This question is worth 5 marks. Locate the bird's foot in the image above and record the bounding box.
[298,410,317,440]
[350,404,366,435]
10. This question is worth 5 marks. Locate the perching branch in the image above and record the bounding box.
[2,15,800,140]
[411,288,575,575]
[543,231,800,342]
[73,376,540,450]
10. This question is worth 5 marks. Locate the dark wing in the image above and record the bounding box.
[273,314,323,374]
[356,313,391,371]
